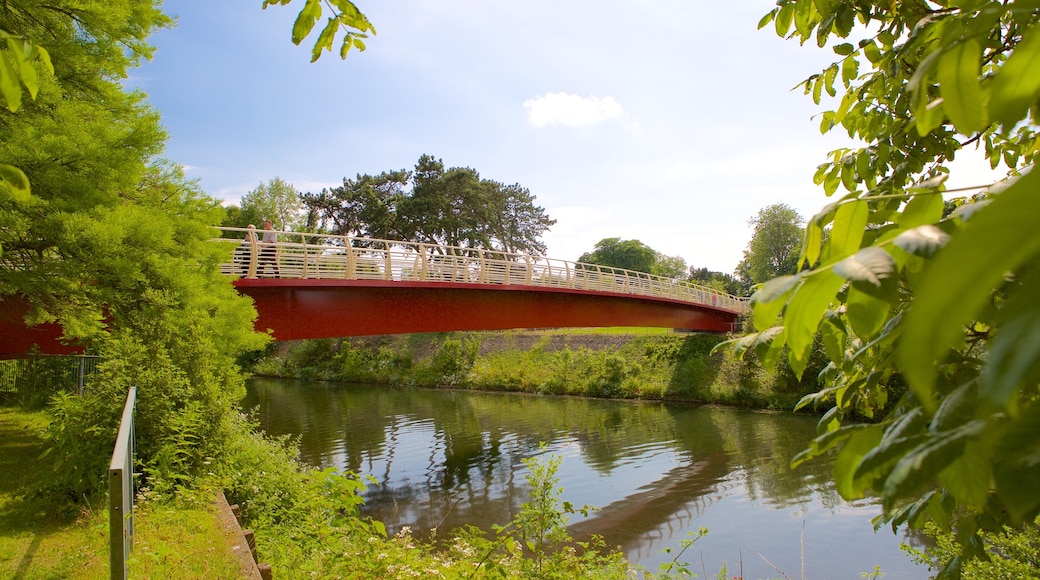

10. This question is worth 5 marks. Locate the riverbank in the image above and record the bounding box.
[0,406,247,579]
[250,330,827,411]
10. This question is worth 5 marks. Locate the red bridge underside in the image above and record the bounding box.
[0,280,739,357]
[237,279,738,340]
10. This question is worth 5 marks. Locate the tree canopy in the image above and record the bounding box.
[729,1,1040,575]
[301,154,556,256]
[735,203,804,289]
[224,177,304,232]
[1,0,267,502]
[577,237,688,279]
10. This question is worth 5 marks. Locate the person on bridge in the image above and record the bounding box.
[234,225,259,276]
[258,218,280,277]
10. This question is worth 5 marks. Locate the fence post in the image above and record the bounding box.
[109,386,138,580]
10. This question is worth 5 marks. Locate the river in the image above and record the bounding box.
[243,377,927,578]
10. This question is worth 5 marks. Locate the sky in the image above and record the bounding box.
[130,0,1004,273]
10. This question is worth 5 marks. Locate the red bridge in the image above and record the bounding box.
[0,228,747,356]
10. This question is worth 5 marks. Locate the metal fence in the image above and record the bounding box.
[0,354,102,402]
[109,386,137,580]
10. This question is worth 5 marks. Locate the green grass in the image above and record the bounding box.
[0,406,245,580]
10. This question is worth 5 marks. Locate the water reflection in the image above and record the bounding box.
[243,378,924,578]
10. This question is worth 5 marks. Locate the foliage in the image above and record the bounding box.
[1,0,268,507]
[723,1,1040,576]
[903,520,1040,579]
[413,336,480,387]
[263,0,375,62]
[223,176,303,232]
[687,266,743,296]
[578,237,687,278]
[655,527,709,579]
[301,154,557,255]
[254,332,817,411]
[301,169,409,240]
[734,203,804,290]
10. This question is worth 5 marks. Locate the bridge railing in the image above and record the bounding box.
[214,227,749,314]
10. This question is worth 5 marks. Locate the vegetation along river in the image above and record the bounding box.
[243,377,927,578]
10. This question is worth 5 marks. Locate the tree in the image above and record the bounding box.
[301,170,408,240]
[1,0,266,504]
[577,237,686,278]
[578,238,658,273]
[728,2,1040,575]
[300,154,555,256]
[735,203,803,289]
[225,177,303,231]
[687,267,742,296]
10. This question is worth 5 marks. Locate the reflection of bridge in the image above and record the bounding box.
[567,452,731,559]
[0,227,748,356]
[221,227,747,340]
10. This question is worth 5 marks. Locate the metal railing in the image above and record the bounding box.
[0,354,102,400]
[214,226,749,314]
[109,386,137,580]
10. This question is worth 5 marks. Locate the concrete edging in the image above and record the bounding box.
[215,491,271,580]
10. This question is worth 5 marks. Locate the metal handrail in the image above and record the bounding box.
[109,386,137,580]
[214,226,750,314]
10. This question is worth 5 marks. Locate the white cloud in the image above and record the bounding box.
[523,92,624,127]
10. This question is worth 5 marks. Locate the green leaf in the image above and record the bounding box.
[846,285,891,340]
[899,193,944,229]
[937,39,986,134]
[981,307,1040,410]
[833,42,854,56]
[819,313,846,363]
[824,63,838,97]
[853,433,926,498]
[892,225,950,257]
[823,200,869,262]
[932,381,979,433]
[0,52,23,112]
[752,274,801,331]
[803,218,823,266]
[791,423,874,468]
[823,164,841,196]
[833,247,896,289]
[775,2,796,37]
[862,40,882,64]
[940,439,991,511]
[835,424,883,499]
[755,326,787,370]
[311,17,339,63]
[794,0,814,38]
[758,9,778,30]
[292,0,323,45]
[994,403,1040,522]
[0,164,31,201]
[882,421,986,512]
[898,169,1040,410]
[784,270,845,370]
[990,22,1040,127]
[841,54,859,86]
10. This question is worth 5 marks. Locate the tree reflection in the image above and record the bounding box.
[242,379,901,565]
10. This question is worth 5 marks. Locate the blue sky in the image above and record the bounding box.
[131,0,1000,273]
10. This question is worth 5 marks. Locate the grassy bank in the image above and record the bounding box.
[0,406,248,579]
[251,330,827,411]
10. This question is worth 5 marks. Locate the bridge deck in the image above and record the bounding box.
[0,229,748,356]
[219,227,748,314]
